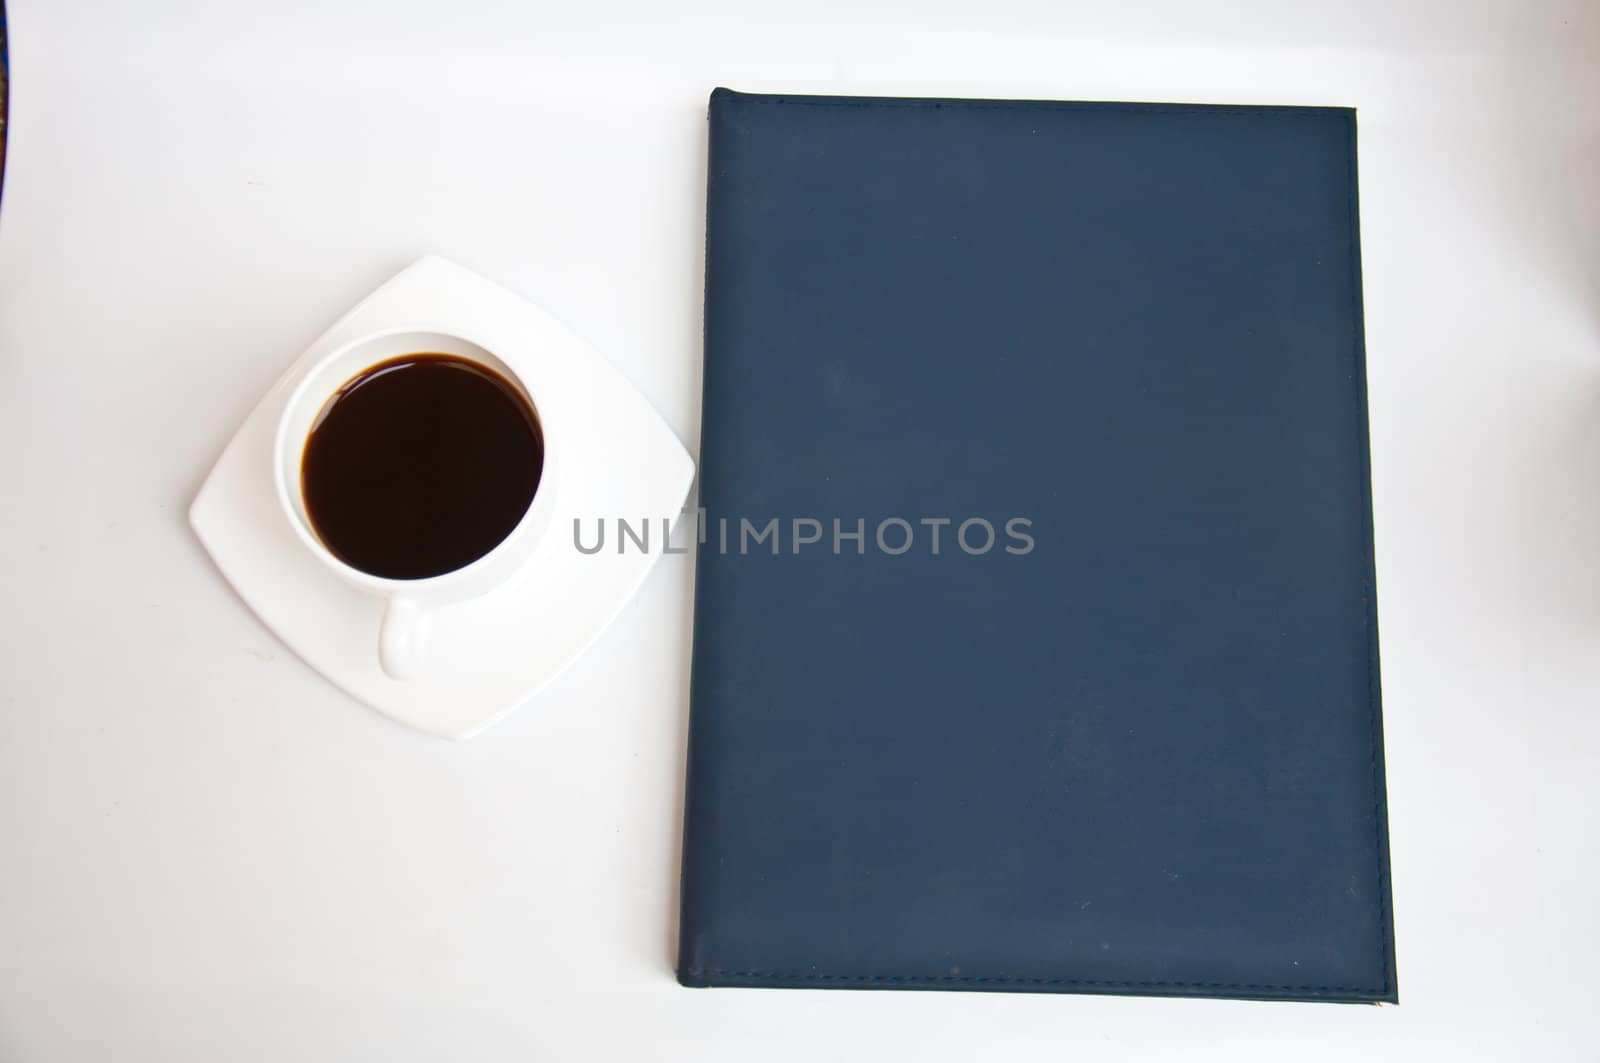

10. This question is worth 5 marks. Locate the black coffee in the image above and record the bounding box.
[302,354,544,580]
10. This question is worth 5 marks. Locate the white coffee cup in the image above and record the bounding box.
[272,329,559,680]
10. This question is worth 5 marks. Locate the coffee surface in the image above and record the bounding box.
[302,354,544,580]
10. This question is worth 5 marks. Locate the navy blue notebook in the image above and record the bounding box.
[679,89,1395,1003]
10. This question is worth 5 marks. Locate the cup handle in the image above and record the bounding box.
[379,597,430,680]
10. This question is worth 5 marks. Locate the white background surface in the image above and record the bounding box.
[1,0,1597,1059]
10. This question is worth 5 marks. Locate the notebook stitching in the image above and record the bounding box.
[696,92,1388,999]
[683,970,1375,992]
[729,93,1345,118]
[1346,113,1394,998]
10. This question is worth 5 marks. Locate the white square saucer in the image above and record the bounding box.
[190,257,695,738]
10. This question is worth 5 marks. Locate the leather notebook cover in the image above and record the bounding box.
[679,88,1396,1003]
